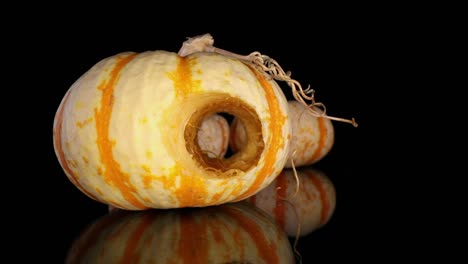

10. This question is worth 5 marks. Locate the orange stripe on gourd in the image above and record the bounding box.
[161,56,210,207]
[169,56,202,97]
[94,53,147,209]
[305,117,329,164]
[170,164,209,207]
[237,65,287,200]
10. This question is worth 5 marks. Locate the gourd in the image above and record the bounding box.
[53,33,356,210]
[66,202,294,264]
[53,35,291,209]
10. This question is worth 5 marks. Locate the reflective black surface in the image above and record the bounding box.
[45,160,367,263]
[60,167,342,263]
[66,202,294,263]
[54,169,324,263]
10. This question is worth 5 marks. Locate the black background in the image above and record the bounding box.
[8,6,419,263]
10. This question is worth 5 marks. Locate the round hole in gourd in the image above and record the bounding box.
[184,95,264,174]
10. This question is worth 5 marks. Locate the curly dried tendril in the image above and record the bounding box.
[246,52,357,127]
[179,33,358,127]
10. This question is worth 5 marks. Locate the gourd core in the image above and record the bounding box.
[184,95,264,173]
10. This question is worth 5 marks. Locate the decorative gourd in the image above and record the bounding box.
[246,167,336,237]
[53,35,291,209]
[66,202,294,264]
[231,100,335,168]
[285,101,334,167]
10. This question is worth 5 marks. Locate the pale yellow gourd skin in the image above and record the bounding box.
[285,101,334,167]
[53,51,291,209]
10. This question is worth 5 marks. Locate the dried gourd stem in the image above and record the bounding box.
[178,34,358,127]
[246,52,358,127]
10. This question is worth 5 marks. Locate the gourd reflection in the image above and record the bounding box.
[66,202,294,263]
[246,167,336,237]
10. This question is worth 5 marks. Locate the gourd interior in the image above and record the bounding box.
[185,93,264,175]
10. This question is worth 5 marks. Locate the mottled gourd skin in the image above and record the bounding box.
[66,202,294,264]
[53,51,291,209]
[284,101,334,167]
